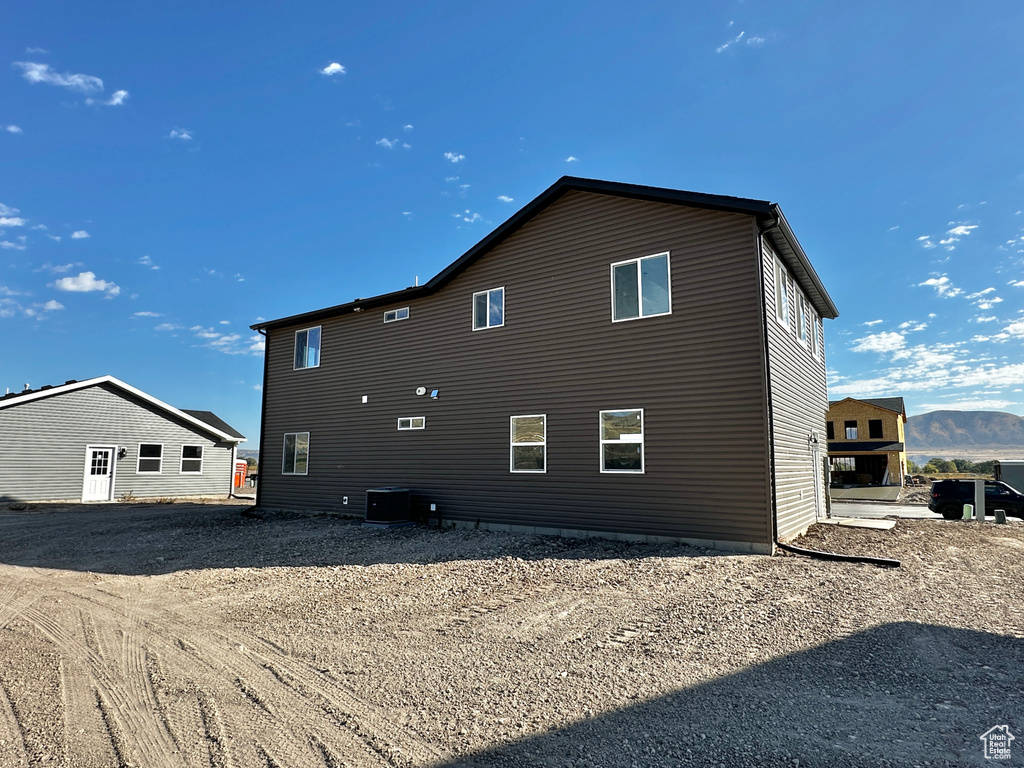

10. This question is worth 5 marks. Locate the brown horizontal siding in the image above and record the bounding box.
[261,192,773,543]
[762,242,829,541]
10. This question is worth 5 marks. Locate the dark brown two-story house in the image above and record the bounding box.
[252,177,838,553]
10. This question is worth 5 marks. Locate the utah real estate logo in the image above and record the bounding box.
[980,725,1015,760]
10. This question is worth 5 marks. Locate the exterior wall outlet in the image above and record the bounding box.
[361,395,368,404]
[430,503,436,511]
[343,496,348,505]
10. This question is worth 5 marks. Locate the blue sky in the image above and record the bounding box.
[3,2,1024,447]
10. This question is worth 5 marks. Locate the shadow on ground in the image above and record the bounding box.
[0,502,730,575]
[439,622,1022,768]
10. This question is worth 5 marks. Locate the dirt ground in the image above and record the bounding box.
[0,501,1020,768]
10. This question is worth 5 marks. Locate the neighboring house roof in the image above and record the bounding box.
[0,376,245,443]
[828,441,905,452]
[181,410,247,440]
[829,396,907,418]
[252,176,838,332]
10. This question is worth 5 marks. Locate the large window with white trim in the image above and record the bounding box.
[294,326,321,369]
[472,287,504,330]
[511,415,546,473]
[611,253,671,322]
[282,432,310,475]
[180,445,204,473]
[600,409,644,473]
[137,443,163,473]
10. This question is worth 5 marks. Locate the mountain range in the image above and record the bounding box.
[906,410,1024,455]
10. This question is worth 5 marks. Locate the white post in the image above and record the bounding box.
[974,479,986,521]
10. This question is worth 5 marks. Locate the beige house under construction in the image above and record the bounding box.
[826,397,907,486]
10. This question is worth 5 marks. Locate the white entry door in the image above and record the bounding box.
[82,445,116,502]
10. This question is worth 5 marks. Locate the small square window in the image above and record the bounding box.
[384,307,410,323]
[611,253,671,322]
[180,445,203,473]
[472,288,504,330]
[294,326,321,369]
[398,417,426,430]
[137,443,163,473]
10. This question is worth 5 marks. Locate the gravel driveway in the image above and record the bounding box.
[0,501,1020,767]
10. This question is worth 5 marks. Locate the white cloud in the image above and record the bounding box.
[0,241,26,250]
[565,156,578,163]
[851,331,906,354]
[0,204,19,217]
[137,255,159,270]
[377,137,409,150]
[320,62,346,76]
[0,217,26,227]
[746,36,766,45]
[916,235,936,249]
[403,124,413,132]
[47,235,62,242]
[0,286,22,296]
[947,224,978,237]
[41,299,63,311]
[453,210,481,224]
[716,31,745,53]
[918,275,962,298]
[444,152,465,163]
[105,89,128,106]
[919,399,1013,411]
[973,316,997,323]
[862,319,883,326]
[52,271,120,296]
[5,125,22,134]
[898,320,928,332]
[155,322,180,331]
[70,230,90,239]
[168,129,192,141]
[13,62,103,92]
[133,310,161,317]
[189,325,264,355]
[497,195,514,203]
[40,263,74,273]
[248,336,266,354]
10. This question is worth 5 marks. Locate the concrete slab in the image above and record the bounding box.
[830,501,941,520]
[829,487,903,502]
[818,517,897,530]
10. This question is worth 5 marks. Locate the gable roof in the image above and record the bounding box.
[829,397,907,418]
[0,376,245,443]
[252,176,838,333]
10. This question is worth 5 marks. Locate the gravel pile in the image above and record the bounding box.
[0,502,1020,767]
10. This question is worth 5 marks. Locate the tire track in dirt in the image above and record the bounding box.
[42,578,443,766]
[0,677,29,768]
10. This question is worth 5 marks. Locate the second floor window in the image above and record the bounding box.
[773,256,789,327]
[869,419,883,439]
[473,287,504,330]
[611,253,671,322]
[294,326,321,369]
[845,421,858,440]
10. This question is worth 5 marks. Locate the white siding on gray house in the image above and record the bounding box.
[762,241,829,541]
[0,382,237,502]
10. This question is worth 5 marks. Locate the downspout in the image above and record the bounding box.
[759,215,900,570]
[254,327,269,510]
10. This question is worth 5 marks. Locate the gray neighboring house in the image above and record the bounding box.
[0,375,246,503]
[252,176,838,553]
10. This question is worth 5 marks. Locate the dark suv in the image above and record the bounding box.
[929,479,1024,520]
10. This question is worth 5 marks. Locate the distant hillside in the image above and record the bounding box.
[906,410,1024,451]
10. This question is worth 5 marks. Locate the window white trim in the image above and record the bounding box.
[137,443,163,474]
[510,414,547,473]
[384,307,410,323]
[472,287,505,330]
[599,409,645,474]
[397,417,426,430]
[797,291,810,347]
[773,255,789,328]
[180,444,204,474]
[610,252,672,323]
[282,432,310,475]
[293,326,322,370]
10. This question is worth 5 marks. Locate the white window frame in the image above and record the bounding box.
[384,307,410,323]
[773,255,789,328]
[610,252,672,323]
[282,432,310,475]
[599,409,645,474]
[137,443,163,474]
[180,444,204,474]
[797,291,810,347]
[472,287,505,330]
[845,422,858,440]
[510,414,547,473]
[397,417,426,430]
[293,326,322,370]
